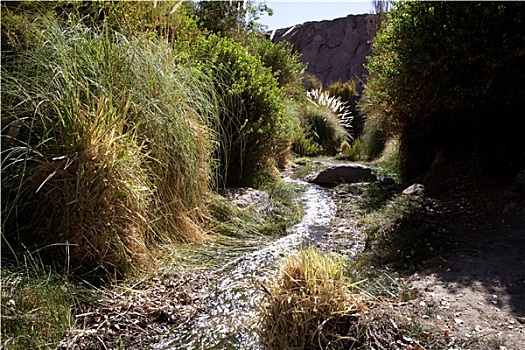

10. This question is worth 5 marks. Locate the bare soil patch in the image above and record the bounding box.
[407,172,525,349]
[323,160,525,349]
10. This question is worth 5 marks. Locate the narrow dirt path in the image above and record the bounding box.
[407,173,525,349]
[410,209,525,349]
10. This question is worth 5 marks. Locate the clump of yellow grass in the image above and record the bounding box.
[259,247,374,349]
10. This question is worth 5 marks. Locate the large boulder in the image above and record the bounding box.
[308,164,377,186]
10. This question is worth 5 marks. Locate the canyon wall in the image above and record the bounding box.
[270,14,378,88]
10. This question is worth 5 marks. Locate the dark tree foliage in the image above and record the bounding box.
[364,1,525,179]
[194,0,272,38]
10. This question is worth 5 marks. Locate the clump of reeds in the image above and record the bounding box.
[259,247,373,349]
[307,88,353,130]
[1,18,218,277]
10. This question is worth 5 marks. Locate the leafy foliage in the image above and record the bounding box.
[194,0,272,39]
[364,1,525,178]
[180,34,290,186]
[248,37,306,98]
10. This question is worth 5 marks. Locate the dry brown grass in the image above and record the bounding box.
[16,96,152,276]
[259,247,452,349]
[1,21,219,278]
[259,247,375,349]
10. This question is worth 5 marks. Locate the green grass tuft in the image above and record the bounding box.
[1,256,90,350]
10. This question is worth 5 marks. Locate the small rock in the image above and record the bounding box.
[503,202,518,214]
[402,183,425,196]
[220,187,270,209]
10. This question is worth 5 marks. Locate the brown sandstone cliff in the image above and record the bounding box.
[270,14,378,88]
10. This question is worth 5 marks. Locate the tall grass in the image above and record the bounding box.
[184,34,291,187]
[1,18,218,277]
[303,105,348,155]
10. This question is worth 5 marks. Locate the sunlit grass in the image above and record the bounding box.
[259,247,371,349]
[1,256,90,350]
[161,180,305,269]
[1,18,219,277]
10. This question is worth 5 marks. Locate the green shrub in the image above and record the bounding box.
[338,138,366,161]
[328,79,363,137]
[360,112,387,160]
[302,72,322,92]
[327,80,357,114]
[303,104,348,156]
[364,1,525,178]
[248,37,306,98]
[181,34,291,187]
[284,100,321,157]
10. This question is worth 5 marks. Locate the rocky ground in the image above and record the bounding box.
[406,171,525,350]
[59,161,525,349]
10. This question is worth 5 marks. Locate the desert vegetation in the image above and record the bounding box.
[362,1,525,179]
[260,2,525,349]
[2,1,524,349]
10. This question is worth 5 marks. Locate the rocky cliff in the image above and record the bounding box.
[270,14,378,88]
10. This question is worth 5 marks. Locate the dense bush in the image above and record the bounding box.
[364,1,525,179]
[180,34,291,186]
[328,80,365,138]
[0,0,309,278]
[327,80,357,117]
[302,72,323,92]
[248,37,306,98]
[194,0,271,39]
[303,105,348,156]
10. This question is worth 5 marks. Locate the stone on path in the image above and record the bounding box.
[402,183,425,196]
[308,164,377,186]
[220,187,270,209]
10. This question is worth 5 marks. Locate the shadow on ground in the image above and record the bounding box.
[411,172,525,349]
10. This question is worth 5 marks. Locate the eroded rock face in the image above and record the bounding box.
[270,14,378,87]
